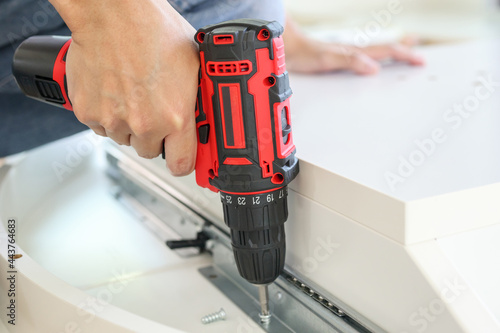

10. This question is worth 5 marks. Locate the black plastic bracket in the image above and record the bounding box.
[166,231,210,252]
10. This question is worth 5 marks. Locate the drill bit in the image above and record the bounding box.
[258,284,271,324]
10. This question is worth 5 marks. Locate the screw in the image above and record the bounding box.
[201,308,226,324]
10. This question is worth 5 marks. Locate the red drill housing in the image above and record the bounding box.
[195,19,299,285]
[195,19,298,194]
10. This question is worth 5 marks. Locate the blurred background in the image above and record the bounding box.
[284,0,500,45]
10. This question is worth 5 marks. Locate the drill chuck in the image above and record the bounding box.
[221,187,288,284]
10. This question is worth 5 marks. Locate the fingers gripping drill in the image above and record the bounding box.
[12,19,299,323]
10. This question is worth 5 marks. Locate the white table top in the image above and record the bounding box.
[284,38,500,244]
[291,38,500,201]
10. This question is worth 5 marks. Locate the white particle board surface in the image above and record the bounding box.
[291,39,500,200]
[289,38,500,243]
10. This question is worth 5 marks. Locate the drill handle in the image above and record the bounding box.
[12,36,73,110]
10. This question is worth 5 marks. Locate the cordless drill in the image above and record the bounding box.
[12,19,299,322]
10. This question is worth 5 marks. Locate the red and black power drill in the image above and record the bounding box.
[12,19,299,322]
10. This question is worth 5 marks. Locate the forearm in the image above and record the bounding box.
[49,0,185,35]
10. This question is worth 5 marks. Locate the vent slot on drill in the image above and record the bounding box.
[207,61,252,76]
[35,77,64,104]
[214,34,234,45]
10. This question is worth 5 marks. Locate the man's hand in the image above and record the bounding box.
[49,0,199,176]
[283,19,424,75]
